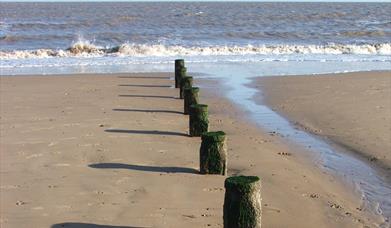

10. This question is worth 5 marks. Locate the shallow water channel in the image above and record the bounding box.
[188,61,391,226]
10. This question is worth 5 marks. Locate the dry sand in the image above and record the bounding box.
[0,73,386,227]
[254,71,391,171]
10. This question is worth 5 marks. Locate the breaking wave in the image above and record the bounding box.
[1,41,390,60]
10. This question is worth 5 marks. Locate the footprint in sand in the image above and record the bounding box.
[56,205,72,210]
[26,153,43,159]
[329,202,342,209]
[182,214,196,219]
[50,151,62,155]
[201,213,212,218]
[48,141,58,147]
[302,193,319,199]
[79,143,93,147]
[115,177,131,185]
[63,123,80,127]
[16,141,45,145]
[203,187,224,192]
[93,190,104,195]
[60,137,77,141]
[278,152,292,156]
[53,163,70,167]
[16,200,26,206]
[1,185,21,189]
[263,204,281,213]
[131,187,148,198]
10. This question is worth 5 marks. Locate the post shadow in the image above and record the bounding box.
[51,223,147,228]
[105,129,188,137]
[118,76,170,79]
[89,163,198,174]
[118,94,176,99]
[118,84,172,88]
[112,108,183,114]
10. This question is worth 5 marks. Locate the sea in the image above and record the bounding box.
[0,2,390,75]
[1,2,391,225]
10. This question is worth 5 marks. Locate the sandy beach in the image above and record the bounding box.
[0,73,386,227]
[1,1,390,227]
[255,71,391,171]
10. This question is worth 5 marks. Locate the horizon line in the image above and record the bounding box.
[1,0,390,2]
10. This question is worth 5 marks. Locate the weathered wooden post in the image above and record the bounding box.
[200,131,227,175]
[184,87,199,115]
[189,104,208,137]
[223,176,262,228]
[176,67,187,90]
[180,76,193,99]
[175,59,185,88]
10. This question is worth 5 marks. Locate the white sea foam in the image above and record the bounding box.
[1,43,390,60]
[67,39,103,54]
[116,43,391,56]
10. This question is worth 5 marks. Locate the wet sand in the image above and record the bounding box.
[0,73,385,227]
[255,71,391,171]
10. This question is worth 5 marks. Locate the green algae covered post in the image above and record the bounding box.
[176,67,187,90]
[189,104,209,137]
[175,59,185,88]
[223,176,262,228]
[200,131,227,175]
[184,87,199,115]
[180,76,193,99]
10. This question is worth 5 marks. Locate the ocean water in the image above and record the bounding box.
[0,2,391,74]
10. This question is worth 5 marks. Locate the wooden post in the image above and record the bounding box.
[184,87,199,115]
[200,131,227,175]
[176,67,187,89]
[223,176,262,228]
[189,104,208,137]
[175,59,185,88]
[180,76,193,99]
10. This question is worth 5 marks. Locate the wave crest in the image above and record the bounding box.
[1,43,390,60]
[67,39,104,54]
[116,43,391,56]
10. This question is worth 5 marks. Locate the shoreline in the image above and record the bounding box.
[0,72,386,227]
[1,68,391,78]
